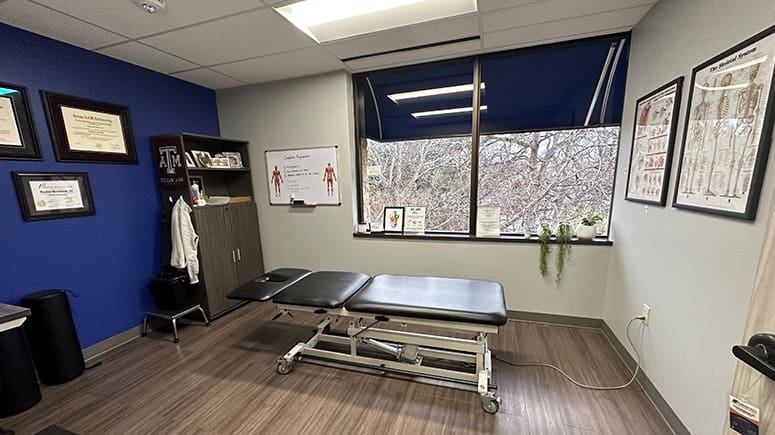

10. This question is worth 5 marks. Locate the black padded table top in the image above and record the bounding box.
[227,268,311,302]
[344,275,507,326]
[272,271,371,308]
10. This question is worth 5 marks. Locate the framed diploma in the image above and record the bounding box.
[41,91,137,163]
[0,82,40,160]
[13,172,95,221]
[625,77,683,206]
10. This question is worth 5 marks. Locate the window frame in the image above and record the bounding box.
[353,38,627,240]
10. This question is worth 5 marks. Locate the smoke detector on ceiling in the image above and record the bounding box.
[133,0,166,14]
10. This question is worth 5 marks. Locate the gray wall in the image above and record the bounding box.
[604,1,775,434]
[217,72,613,317]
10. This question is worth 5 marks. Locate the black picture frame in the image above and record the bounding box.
[625,77,684,206]
[13,172,95,221]
[383,206,405,233]
[673,24,775,220]
[41,91,137,163]
[0,81,41,160]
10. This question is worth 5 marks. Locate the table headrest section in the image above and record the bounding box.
[345,275,507,326]
[272,271,371,308]
[227,268,312,302]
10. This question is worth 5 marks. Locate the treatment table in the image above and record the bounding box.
[228,268,507,413]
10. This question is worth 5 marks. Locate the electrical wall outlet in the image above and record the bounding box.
[641,304,651,325]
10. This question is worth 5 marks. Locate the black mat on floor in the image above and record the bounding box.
[34,426,78,435]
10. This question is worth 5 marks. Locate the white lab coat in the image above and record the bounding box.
[170,197,200,284]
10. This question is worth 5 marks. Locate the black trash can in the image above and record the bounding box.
[21,290,84,385]
[150,270,195,311]
[0,327,42,417]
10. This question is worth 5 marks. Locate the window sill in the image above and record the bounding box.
[352,232,613,246]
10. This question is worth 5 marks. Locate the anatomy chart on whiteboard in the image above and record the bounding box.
[265,146,341,205]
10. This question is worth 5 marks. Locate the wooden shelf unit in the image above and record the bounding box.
[152,132,264,318]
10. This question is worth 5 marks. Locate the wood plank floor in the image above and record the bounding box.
[0,303,672,435]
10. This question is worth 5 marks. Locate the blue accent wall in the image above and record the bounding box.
[0,24,220,347]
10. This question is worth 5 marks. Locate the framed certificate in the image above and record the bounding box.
[13,172,95,221]
[41,91,137,163]
[0,82,40,160]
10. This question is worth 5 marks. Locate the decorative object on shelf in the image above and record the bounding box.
[41,91,136,163]
[13,172,95,221]
[210,156,230,168]
[191,150,212,168]
[625,77,684,205]
[189,176,205,205]
[383,206,405,233]
[555,223,572,284]
[404,206,426,234]
[222,151,243,168]
[0,81,40,160]
[185,151,196,168]
[265,146,341,205]
[476,207,501,237]
[576,214,603,240]
[674,25,775,220]
[538,224,552,278]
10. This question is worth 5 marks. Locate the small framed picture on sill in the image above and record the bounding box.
[383,206,405,233]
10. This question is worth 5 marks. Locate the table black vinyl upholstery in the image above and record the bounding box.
[272,271,371,308]
[227,268,311,302]
[344,275,507,326]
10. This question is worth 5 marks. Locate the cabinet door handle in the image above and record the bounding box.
[237,248,242,261]
[232,250,236,263]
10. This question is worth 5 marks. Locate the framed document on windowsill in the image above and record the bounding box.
[0,82,40,160]
[13,172,95,221]
[41,91,137,163]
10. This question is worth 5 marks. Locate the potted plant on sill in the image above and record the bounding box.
[576,214,603,240]
[538,222,572,284]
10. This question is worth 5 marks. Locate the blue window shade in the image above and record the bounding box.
[361,34,629,141]
[364,58,474,140]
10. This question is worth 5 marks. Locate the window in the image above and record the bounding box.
[355,35,629,237]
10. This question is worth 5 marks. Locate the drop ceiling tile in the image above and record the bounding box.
[483,6,652,49]
[345,39,482,72]
[482,0,657,33]
[0,0,126,49]
[31,0,263,39]
[324,15,479,60]
[141,8,316,66]
[172,68,244,89]
[477,0,545,13]
[97,41,198,74]
[213,46,344,83]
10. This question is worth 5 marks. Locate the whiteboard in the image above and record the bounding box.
[265,146,341,205]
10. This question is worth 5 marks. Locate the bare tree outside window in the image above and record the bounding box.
[363,126,618,234]
[478,126,619,234]
[363,137,472,232]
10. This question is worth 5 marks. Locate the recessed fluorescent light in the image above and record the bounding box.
[411,105,487,118]
[0,88,16,96]
[275,0,478,43]
[388,83,485,104]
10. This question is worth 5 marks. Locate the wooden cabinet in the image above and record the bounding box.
[152,133,264,319]
[193,202,264,317]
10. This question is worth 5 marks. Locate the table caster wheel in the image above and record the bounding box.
[481,394,501,414]
[277,360,293,375]
[174,338,180,344]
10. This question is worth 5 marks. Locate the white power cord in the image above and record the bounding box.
[495,316,645,390]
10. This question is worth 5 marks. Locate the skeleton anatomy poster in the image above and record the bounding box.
[626,78,683,205]
[674,26,775,220]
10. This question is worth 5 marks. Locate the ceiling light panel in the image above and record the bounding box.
[275,0,478,43]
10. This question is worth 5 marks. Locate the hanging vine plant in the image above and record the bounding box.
[538,224,552,278]
[555,222,572,284]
